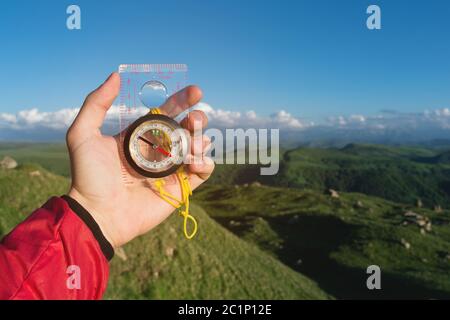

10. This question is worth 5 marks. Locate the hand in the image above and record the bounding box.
[66,73,214,248]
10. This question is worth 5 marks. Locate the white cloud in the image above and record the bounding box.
[272,110,306,129]
[1,108,79,130]
[0,105,148,132]
[1,104,450,141]
[326,108,450,131]
[0,113,17,124]
[430,108,450,117]
[349,114,366,123]
[195,102,311,130]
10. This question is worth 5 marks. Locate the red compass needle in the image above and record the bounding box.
[138,136,172,157]
[155,146,172,157]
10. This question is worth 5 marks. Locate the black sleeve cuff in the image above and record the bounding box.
[61,195,115,261]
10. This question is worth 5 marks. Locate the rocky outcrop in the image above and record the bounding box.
[328,189,339,198]
[416,198,423,208]
[0,156,17,169]
[402,211,432,234]
[400,238,411,250]
[165,246,176,258]
[29,170,41,177]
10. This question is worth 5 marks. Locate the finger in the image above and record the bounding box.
[203,136,212,155]
[190,135,211,157]
[159,85,202,118]
[188,156,215,188]
[70,72,120,139]
[180,110,208,133]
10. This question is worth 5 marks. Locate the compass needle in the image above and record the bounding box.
[138,135,172,157]
[138,135,155,147]
[156,146,172,157]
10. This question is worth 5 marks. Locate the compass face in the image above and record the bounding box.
[124,114,189,178]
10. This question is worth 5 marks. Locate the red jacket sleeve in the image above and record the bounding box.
[0,196,114,300]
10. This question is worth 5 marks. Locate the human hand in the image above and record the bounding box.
[66,73,214,248]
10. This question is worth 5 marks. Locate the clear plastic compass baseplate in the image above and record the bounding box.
[117,64,189,185]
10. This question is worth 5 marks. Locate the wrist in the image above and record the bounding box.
[66,188,117,250]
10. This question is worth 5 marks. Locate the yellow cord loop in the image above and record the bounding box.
[150,108,162,115]
[150,107,198,239]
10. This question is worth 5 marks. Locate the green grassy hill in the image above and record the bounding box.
[274,144,450,208]
[0,143,70,177]
[106,203,328,299]
[0,165,328,299]
[209,144,450,209]
[193,184,450,299]
[0,163,69,235]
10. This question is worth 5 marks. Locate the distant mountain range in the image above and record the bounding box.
[209,143,450,209]
[280,127,450,149]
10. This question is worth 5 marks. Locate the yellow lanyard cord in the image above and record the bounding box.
[150,108,198,239]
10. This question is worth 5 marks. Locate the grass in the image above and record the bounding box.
[272,144,450,208]
[0,163,69,235]
[0,142,70,177]
[193,184,450,299]
[106,203,329,299]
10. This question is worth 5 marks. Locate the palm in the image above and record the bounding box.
[67,73,213,247]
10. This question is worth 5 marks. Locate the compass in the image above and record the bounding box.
[123,113,189,178]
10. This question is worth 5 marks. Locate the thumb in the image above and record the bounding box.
[68,72,120,142]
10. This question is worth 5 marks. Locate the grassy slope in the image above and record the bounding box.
[0,165,328,300]
[0,143,70,177]
[272,144,450,208]
[206,144,450,208]
[106,203,328,299]
[193,184,450,299]
[0,164,69,235]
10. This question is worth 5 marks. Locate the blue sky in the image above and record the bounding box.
[0,0,449,129]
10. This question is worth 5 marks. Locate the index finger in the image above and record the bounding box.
[159,85,203,118]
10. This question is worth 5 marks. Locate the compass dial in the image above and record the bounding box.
[124,114,189,178]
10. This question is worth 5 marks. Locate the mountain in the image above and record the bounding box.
[429,151,450,164]
[0,164,328,299]
[193,184,450,299]
[280,126,450,147]
[273,144,450,208]
[207,143,450,208]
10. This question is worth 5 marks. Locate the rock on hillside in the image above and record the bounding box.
[0,156,17,169]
